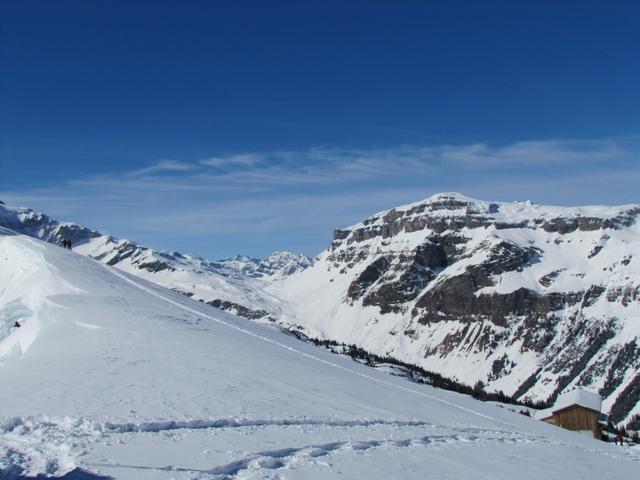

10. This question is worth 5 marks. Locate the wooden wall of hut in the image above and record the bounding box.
[544,405,600,438]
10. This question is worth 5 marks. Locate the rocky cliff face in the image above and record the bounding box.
[270,193,640,426]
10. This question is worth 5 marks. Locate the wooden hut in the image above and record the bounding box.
[535,389,602,438]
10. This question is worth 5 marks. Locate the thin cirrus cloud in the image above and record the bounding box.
[1,136,638,257]
[72,137,638,189]
[199,153,264,168]
[420,139,631,169]
[126,159,196,177]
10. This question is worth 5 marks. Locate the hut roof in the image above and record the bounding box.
[534,389,602,421]
[552,389,602,414]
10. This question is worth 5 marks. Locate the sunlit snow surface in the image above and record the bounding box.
[0,229,638,479]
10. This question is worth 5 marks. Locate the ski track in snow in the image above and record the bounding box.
[90,434,510,479]
[0,416,525,478]
[100,262,515,428]
[81,431,539,479]
[203,432,536,479]
[83,427,640,480]
[1,416,425,478]
[102,418,430,434]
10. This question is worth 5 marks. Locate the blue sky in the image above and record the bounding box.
[1,1,639,258]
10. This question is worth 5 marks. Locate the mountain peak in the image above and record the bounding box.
[424,191,479,204]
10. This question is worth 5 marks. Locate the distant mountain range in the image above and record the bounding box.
[2,193,639,428]
[0,200,309,320]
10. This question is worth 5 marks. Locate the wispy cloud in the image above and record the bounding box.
[79,137,638,188]
[418,138,632,169]
[199,153,263,168]
[2,136,638,257]
[126,159,196,177]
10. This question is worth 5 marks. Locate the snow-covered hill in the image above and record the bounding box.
[269,193,640,428]
[0,226,638,478]
[0,201,310,321]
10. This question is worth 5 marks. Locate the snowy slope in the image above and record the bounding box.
[269,193,640,427]
[0,202,310,321]
[0,227,638,479]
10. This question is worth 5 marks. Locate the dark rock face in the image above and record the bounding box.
[582,285,606,308]
[206,299,272,321]
[538,269,565,287]
[104,242,139,265]
[512,314,559,353]
[333,229,350,241]
[414,279,579,327]
[606,285,640,306]
[467,241,541,286]
[344,208,492,246]
[489,355,515,382]
[599,341,640,399]
[357,238,545,326]
[364,263,433,314]
[347,256,391,301]
[346,240,451,313]
[610,374,640,424]
[546,320,617,403]
[137,260,174,273]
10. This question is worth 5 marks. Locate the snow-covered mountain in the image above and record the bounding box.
[269,193,640,428]
[210,252,313,280]
[2,194,640,429]
[1,223,638,478]
[0,201,310,321]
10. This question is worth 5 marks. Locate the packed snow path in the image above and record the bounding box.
[0,231,638,479]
